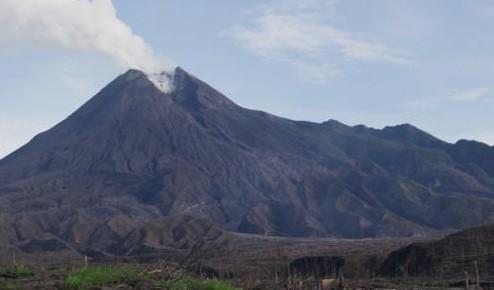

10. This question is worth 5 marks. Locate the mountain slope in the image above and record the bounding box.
[1,67,494,255]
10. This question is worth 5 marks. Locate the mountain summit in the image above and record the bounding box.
[1,67,494,255]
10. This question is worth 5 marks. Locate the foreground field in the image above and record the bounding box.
[0,263,485,290]
[0,264,241,290]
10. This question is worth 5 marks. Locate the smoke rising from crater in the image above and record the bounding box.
[0,0,172,73]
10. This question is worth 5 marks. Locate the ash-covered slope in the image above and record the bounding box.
[1,67,494,255]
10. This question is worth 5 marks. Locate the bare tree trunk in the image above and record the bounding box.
[474,260,479,289]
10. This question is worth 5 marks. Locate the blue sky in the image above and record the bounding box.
[1,0,493,158]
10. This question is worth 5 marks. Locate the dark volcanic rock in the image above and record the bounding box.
[379,224,494,279]
[1,67,494,254]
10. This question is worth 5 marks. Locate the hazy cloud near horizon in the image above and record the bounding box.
[0,0,172,73]
[400,87,491,111]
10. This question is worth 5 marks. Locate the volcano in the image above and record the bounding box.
[1,67,494,255]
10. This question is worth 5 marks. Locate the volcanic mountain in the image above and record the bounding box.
[1,67,494,255]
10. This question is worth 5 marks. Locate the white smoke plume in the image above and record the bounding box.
[0,0,172,73]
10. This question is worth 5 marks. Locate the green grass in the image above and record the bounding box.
[64,266,141,290]
[0,265,34,279]
[162,277,241,290]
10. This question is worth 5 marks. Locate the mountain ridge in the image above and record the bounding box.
[1,67,494,256]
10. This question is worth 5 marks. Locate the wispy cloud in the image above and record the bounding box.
[400,97,442,111]
[452,87,490,101]
[223,0,414,83]
[401,87,491,111]
[289,60,342,84]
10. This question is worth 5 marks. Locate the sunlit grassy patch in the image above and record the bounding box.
[64,266,140,290]
[162,276,241,290]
